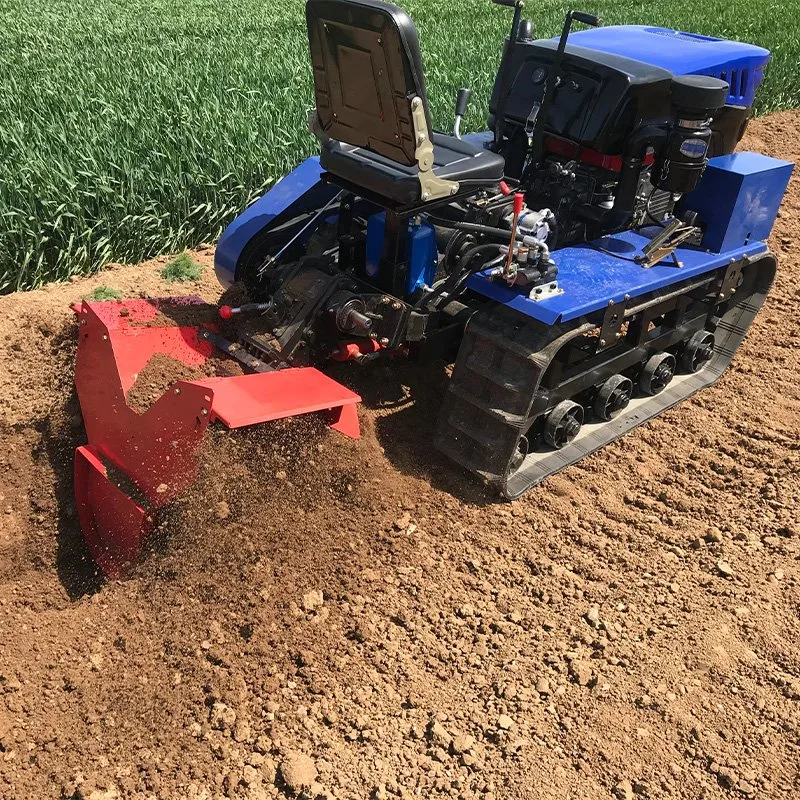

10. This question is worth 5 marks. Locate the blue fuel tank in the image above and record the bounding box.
[366,212,438,296]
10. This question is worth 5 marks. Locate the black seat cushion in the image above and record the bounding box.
[320,133,505,205]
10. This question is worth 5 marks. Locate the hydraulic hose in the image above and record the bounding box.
[417,243,505,309]
[453,222,527,240]
[427,212,527,243]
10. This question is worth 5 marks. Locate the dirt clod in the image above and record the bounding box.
[279,752,317,794]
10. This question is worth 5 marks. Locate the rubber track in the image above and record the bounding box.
[434,250,777,499]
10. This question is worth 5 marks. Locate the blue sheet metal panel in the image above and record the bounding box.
[214,157,337,287]
[564,25,769,106]
[467,233,768,325]
[682,152,793,253]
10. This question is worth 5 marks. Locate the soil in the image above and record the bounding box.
[127,353,244,413]
[0,116,799,800]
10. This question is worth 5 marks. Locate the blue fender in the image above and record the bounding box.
[214,156,338,287]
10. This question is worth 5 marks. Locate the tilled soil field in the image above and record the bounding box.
[0,114,799,800]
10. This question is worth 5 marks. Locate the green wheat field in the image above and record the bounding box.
[2,0,798,292]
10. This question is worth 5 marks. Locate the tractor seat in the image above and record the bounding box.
[306,0,505,207]
[320,133,505,206]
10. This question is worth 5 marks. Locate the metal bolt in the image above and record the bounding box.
[421,191,430,201]
[201,408,208,416]
[450,185,458,195]
[599,338,606,347]
[392,301,402,310]
[102,334,108,341]
[379,337,389,346]
[411,97,421,110]
[174,388,181,395]
[608,300,614,307]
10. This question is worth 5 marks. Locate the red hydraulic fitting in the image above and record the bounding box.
[219,302,272,319]
[331,339,382,362]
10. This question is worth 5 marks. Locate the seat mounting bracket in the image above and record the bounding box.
[410,96,460,202]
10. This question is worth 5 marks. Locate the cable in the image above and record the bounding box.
[257,190,344,277]
[585,239,641,263]
[454,222,527,240]
[592,247,640,263]
[426,214,524,242]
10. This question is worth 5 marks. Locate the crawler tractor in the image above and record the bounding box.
[72,0,792,575]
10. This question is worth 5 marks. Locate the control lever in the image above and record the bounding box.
[491,0,525,147]
[528,10,601,168]
[453,88,472,139]
[635,218,701,268]
[568,11,601,26]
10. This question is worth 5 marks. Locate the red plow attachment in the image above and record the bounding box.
[72,297,360,577]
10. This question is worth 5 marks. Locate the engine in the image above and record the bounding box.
[488,26,756,247]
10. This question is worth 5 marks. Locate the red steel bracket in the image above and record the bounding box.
[72,297,361,575]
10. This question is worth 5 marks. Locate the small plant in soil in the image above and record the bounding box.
[161,252,203,283]
[87,285,122,301]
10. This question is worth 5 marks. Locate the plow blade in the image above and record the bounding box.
[74,445,154,578]
[72,297,360,576]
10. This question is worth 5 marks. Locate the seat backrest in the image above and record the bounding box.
[306,0,432,166]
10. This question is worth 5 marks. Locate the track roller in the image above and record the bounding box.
[639,352,676,395]
[680,330,715,373]
[543,400,584,449]
[593,374,633,421]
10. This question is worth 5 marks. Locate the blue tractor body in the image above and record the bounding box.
[565,25,769,107]
[211,5,792,497]
[467,151,792,325]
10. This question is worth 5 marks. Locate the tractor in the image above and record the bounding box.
[71,0,792,575]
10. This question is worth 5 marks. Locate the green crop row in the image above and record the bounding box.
[1,0,797,292]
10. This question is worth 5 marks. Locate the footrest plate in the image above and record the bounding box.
[194,368,361,435]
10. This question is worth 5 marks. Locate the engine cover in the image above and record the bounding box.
[564,26,770,108]
[490,26,770,159]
